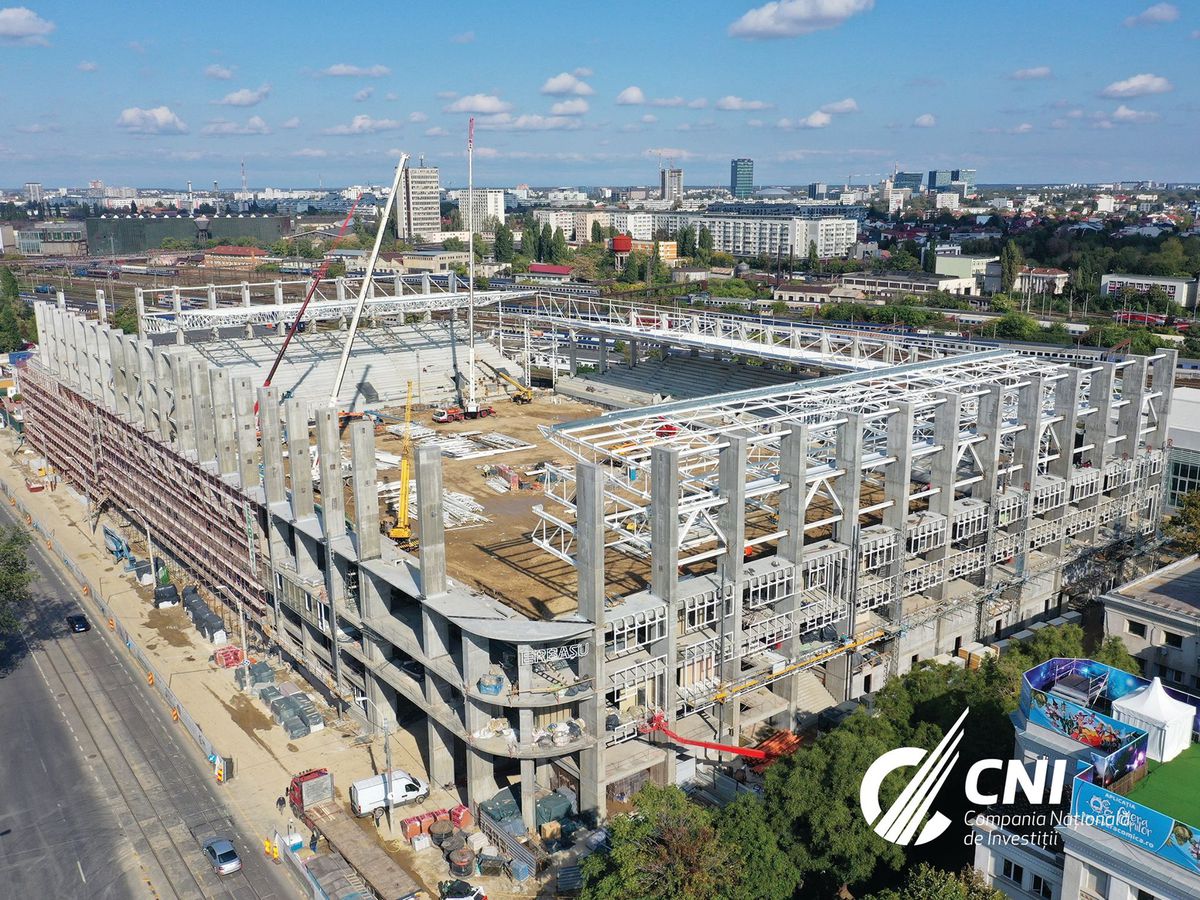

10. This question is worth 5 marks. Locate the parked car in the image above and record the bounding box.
[439,880,487,900]
[202,838,242,876]
[66,614,91,633]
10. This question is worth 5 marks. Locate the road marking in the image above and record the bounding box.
[76,859,86,883]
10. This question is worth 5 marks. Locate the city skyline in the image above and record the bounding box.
[1,0,1197,188]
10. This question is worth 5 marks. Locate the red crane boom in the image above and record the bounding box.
[638,711,770,760]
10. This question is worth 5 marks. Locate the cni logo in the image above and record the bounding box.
[858,708,968,846]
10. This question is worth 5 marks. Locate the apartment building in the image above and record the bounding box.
[1103,557,1200,693]
[651,212,857,258]
[397,166,442,241]
[1101,273,1197,310]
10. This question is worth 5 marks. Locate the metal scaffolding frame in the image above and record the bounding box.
[502,293,999,372]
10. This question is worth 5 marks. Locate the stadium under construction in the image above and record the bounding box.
[21,271,1175,830]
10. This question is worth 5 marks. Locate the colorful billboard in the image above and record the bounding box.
[1072,778,1200,875]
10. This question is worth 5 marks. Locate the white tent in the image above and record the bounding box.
[1111,677,1196,763]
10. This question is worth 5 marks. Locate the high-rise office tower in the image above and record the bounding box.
[396,166,442,240]
[661,167,683,203]
[730,158,753,199]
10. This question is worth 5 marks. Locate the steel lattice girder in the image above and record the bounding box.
[501,294,1001,372]
[531,351,1121,561]
[140,287,536,334]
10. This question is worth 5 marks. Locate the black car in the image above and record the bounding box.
[66,614,91,633]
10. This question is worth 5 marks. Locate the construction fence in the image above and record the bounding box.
[1,478,232,779]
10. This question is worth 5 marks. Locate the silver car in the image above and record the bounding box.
[202,838,242,876]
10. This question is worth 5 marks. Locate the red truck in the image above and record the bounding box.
[431,405,495,423]
[289,769,421,900]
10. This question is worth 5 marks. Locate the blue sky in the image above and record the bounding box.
[1,0,1196,189]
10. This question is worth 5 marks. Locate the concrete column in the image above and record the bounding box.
[96,323,116,408]
[209,368,238,477]
[138,341,158,434]
[171,352,196,457]
[833,412,863,620]
[426,720,456,794]
[241,281,253,340]
[716,433,748,743]
[285,399,316,519]
[416,443,446,598]
[1011,377,1044,578]
[258,386,287,505]
[568,336,578,377]
[1046,371,1081,557]
[96,288,108,325]
[520,759,537,832]
[1117,357,1148,461]
[121,334,143,426]
[1149,350,1176,454]
[883,403,914,618]
[134,287,146,340]
[350,419,382,562]
[777,425,809,722]
[598,338,608,374]
[233,376,259,493]
[315,408,346,536]
[629,339,639,368]
[928,393,961,601]
[190,359,216,466]
[154,349,174,439]
[172,287,184,346]
[207,285,218,341]
[32,303,49,371]
[108,329,129,419]
[650,447,680,604]
[576,461,607,821]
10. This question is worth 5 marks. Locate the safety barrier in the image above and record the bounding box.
[0,478,229,774]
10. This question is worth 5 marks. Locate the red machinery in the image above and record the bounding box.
[638,711,774,760]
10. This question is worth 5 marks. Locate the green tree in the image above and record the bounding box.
[442,236,466,252]
[863,864,1004,900]
[550,226,569,264]
[580,785,748,900]
[698,226,714,263]
[1165,491,1200,554]
[807,239,819,272]
[110,304,139,335]
[888,249,921,271]
[999,240,1024,293]
[0,526,33,632]
[493,223,515,263]
[591,219,603,244]
[539,223,553,263]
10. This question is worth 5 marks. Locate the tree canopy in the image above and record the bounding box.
[0,526,33,632]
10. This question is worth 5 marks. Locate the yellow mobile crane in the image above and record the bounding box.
[482,360,533,403]
[388,381,416,545]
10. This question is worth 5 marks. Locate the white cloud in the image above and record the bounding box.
[650,96,685,107]
[215,84,271,107]
[747,118,764,127]
[644,147,693,161]
[450,30,475,43]
[1111,104,1159,123]
[321,63,390,77]
[1101,73,1172,97]
[550,98,589,115]
[408,111,427,122]
[687,98,708,109]
[616,85,646,105]
[729,0,873,39]
[77,60,97,72]
[1123,3,1178,27]
[444,93,512,113]
[1010,65,1051,80]
[354,87,374,102]
[322,115,402,135]
[541,72,594,96]
[0,6,55,45]
[641,113,658,123]
[913,112,937,127]
[715,95,772,111]
[204,63,233,80]
[15,122,59,134]
[280,116,301,129]
[820,97,858,114]
[203,115,270,135]
[436,90,458,99]
[425,126,449,137]
[1009,122,1034,133]
[473,146,500,159]
[292,148,328,158]
[474,113,582,131]
[116,106,188,134]
[777,110,832,129]
[573,67,593,77]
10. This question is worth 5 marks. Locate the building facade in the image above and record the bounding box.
[15,222,87,256]
[841,270,977,297]
[894,172,923,192]
[652,212,857,259]
[730,158,754,199]
[1103,557,1200,692]
[397,166,442,241]
[610,211,654,241]
[951,168,977,195]
[660,168,683,203]
[461,189,506,229]
[1101,273,1197,309]
[927,170,953,193]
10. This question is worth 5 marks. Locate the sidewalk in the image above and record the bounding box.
[2,434,546,900]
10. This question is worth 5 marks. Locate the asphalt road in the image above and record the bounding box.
[0,501,300,899]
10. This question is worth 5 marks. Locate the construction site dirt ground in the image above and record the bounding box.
[368,393,653,619]
[0,433,561,900]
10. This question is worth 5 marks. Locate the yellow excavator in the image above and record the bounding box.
[388,380,417,545]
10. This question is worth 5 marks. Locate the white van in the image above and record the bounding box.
[349,770,430,817]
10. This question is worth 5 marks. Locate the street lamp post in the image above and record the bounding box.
[355,695,394,833]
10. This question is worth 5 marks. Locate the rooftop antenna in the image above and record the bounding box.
[241,157,247,194]
[466,116,478,413]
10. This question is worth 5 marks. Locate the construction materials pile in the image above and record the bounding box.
[378,481,489,529]
[181,586,229,645]
[258,681,324,740]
